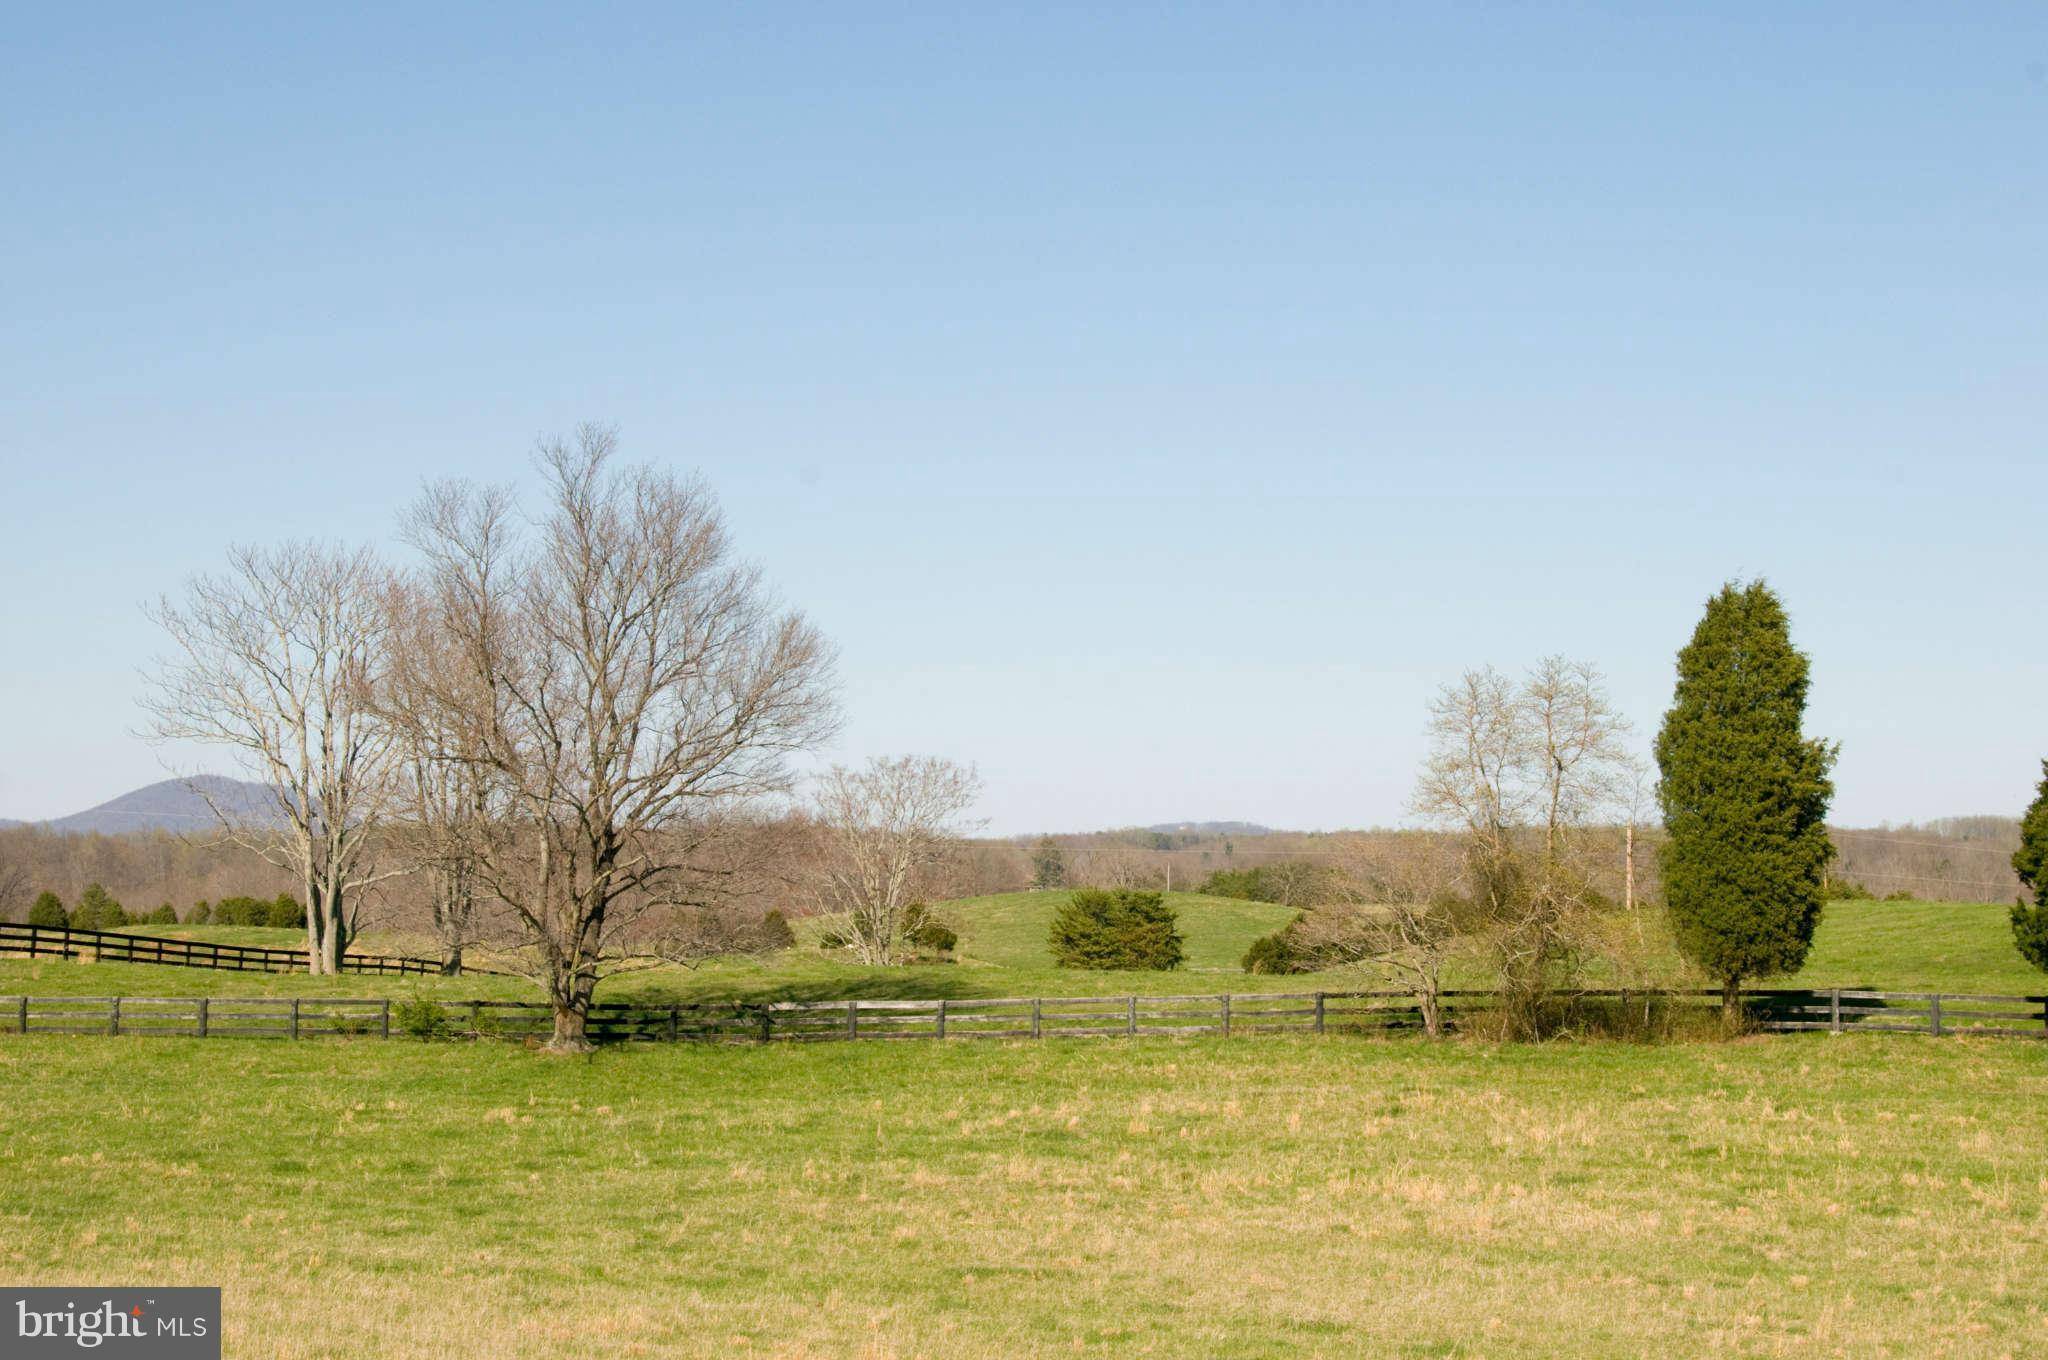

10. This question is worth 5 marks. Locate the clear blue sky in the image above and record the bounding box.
[3,4,2044,834]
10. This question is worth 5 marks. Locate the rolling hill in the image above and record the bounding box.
[24,776,280,835]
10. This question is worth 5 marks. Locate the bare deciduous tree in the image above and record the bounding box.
[815,755,982,965]
[1410,659,1636,1035]
[396,427,836,1050]
[1071,845,1161,891]
[378,553,509,975]
[1299,834,1468,1036]
[0,848,28,923]
[1524,656,1636,857]
[144,543,399,973]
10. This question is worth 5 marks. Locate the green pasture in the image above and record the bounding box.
[3,893,2041,1007]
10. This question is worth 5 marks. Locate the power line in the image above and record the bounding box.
[1828,828,2014,855]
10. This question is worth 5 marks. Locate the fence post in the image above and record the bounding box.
[1220,994,1231,1037]
[1031,997,1041,1040]
[936,998,947,1040]
[197,997,209,1039]
[1928,994,1943,1038]
[668,1004,680,1043]
[759,1005,773,1043]
[471,1000,482,1037]
[379,998,391,1040]
[846,1000,858,1040]
[109,996,120,1036]
[290,998,300,1040]
[1829,987,1841,1034]
[17,994,27,1034]
[1314,992,1326,1034]
[1122,996,1134,1037]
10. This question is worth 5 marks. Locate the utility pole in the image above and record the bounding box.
[1624,819,1636,914]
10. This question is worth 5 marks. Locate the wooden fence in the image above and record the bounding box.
[0,921,443,977]
[1,988,2042,1043]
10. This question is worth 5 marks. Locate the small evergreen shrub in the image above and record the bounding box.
[392,996,449,1039]
[146,903,178,925]
[902,902,958,956]
[70,884,125,930]
[1201,866,1270,900]
[1829,879,1877,901]
[1241,917,1310,975]
[27,891,67,928]
[187,901,212,924]
[1049,890,1184,971]
[212,895,277,926]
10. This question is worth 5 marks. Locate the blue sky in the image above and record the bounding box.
[3,4,2044,833]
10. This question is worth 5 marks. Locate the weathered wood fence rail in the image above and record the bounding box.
[2,988,2042,1043]
[0,922,442,977]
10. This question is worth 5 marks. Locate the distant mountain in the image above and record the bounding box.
[1145,821,1274,837]
[29,776,282,835]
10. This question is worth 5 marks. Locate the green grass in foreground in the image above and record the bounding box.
[3,893,2041,1007]
[2,1032,2044,1358]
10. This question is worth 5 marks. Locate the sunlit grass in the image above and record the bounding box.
[2,1031,2044,1357]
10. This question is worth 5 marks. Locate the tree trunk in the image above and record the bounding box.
[1419,990,1442,1039]
[547,1000,592,1052]
[545,970,597,1053]
[548,1002,591,1052]
[1721,976,1743,1026]
[306,882,349,976]
[302,864,324,974]
[440,946,464,977]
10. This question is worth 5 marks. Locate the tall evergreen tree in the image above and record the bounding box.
[1030,836,1066,889]
[1654,581,1837,1019]
[2010,760,2048,974]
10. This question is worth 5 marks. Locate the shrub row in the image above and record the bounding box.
[23,888,304,930]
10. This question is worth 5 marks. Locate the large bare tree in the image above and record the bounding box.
[396,427,836,1050]
[814,755,982,964]
[144,543,398,973]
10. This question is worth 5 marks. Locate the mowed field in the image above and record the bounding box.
[1,1032,2044,1358]
[4,892,2043,1005]
[3,896,2046,1356]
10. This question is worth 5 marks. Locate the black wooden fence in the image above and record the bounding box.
[0,921,442,977]
[2,988,2042,1043]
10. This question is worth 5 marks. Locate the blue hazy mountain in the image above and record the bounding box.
[31,776,281,835]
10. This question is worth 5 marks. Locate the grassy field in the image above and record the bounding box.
[1,1031,2043,1358]
[5,893,2040,1007]
[1793,900,2044,995]
[5,895,2045,1357]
